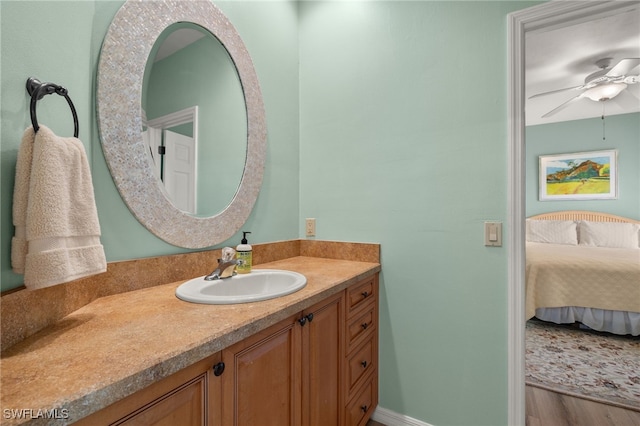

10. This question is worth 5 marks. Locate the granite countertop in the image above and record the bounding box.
[0,256,380,425]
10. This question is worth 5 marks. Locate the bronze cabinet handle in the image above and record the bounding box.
[213,362,225,376]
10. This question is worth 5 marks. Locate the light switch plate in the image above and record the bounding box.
[484,221,502,247]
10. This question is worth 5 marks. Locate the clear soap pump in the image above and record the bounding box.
[236,231,252,274]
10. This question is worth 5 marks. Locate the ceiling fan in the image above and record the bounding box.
[530,57,640,118]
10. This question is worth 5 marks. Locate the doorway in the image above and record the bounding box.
[143,106,199,214]
[506,2,636,424]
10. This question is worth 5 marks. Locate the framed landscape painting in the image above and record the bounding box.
[539,149,617,201]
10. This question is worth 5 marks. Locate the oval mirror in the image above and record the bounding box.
[142,23,247,217]
[97,0,266,248]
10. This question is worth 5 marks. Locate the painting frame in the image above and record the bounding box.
[539,149,618,201]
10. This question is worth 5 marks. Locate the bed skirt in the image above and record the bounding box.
[535,307,640,336]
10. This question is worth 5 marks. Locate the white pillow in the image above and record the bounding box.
[578,221,640,249]
[526,220,578,245]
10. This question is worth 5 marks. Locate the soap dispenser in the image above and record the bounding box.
[236,231,252,274]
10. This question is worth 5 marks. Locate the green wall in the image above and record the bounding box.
[526,112,640,218]
[299,2,537,424]
[1,1,547,425]
[1,0,300,290]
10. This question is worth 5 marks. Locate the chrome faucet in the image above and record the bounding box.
[204,247,242,280]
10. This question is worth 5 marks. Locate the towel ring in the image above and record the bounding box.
[26,77,79,138]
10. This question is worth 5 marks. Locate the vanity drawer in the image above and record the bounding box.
[346,305,375,353]
[347,339,375,395]
[347,276,376,316]
[345,378,375,426]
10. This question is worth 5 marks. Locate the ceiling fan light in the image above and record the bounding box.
[582,83,627,101]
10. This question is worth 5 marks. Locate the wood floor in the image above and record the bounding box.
[366,385,640,426]
[526,385,640,426]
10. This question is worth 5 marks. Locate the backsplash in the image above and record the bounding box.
[1,240,379,350]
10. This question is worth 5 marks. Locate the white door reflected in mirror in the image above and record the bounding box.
[163,129,196,213]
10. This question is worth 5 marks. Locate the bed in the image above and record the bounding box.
[526,210,640,336]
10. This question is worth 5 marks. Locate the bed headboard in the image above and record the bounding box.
[528,210,640,224]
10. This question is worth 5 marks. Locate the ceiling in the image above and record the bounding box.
[154,28,205,62]
[525,4,640,126]
[152,5,640,127]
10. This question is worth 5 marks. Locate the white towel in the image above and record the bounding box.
[11,125,107,290]
[11,128,35,274]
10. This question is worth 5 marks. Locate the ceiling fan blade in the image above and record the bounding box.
[528,84,584,99]
[606,58,640,77]
[541,94,584,118]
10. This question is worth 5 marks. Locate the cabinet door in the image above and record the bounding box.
[221,314,302,426]
[115,376,207,426]
[76,353,220,426]
[302,292,344,426]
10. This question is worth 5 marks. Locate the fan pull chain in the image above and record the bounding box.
[601,103,606,141]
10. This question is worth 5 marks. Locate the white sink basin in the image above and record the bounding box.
[175,269,307,305]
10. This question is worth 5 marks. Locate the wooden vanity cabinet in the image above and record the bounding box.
[344,275,379,426]
[220,291,344,426]
[75,274,378,426]
[219,274,380,426]
[76,353,222,426]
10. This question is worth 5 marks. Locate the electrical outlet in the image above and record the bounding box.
[305,218,316,237]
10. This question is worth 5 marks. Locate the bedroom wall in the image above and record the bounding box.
[526,112,640,219]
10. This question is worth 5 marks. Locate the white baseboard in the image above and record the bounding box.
[372,406,433,426]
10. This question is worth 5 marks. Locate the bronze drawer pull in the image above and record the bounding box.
[361,405,368,413]
[213,362,225,376]
[361,360,368,368]
[361,322,368,330]
[361,291,369,298]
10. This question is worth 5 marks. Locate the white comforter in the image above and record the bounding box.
[525,242,640,320]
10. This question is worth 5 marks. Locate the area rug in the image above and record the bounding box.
[525,319,640,411]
